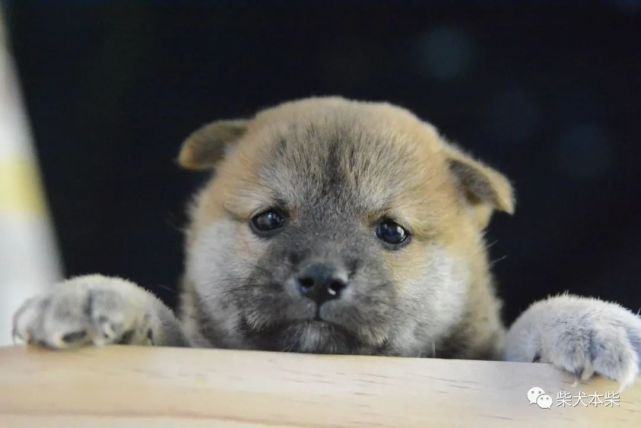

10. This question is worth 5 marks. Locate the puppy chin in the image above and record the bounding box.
[245,320,362,354]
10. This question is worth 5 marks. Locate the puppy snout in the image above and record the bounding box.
[296,263,347,305]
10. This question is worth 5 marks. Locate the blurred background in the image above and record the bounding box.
[1,1,640,344]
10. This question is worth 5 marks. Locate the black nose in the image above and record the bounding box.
[296,263,347,305]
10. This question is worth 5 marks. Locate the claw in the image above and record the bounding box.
[580,365,594,381]
[12,328,27,345]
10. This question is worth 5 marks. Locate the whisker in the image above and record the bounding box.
[165,211,186,234]
[489,255,508,267]
[152,283,177,296]
[485,239,499,250]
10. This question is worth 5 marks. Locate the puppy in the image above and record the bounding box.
[13,97,641,387]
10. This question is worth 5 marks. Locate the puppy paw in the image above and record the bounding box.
[505,295,641,388]
[13,275,155,349]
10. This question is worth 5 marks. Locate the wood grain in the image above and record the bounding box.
[0,345,640,427]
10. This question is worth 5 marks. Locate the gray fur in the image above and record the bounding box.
[505,294,641,388]
[13,275,189,348]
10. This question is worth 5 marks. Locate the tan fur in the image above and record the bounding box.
[187,98,510,239]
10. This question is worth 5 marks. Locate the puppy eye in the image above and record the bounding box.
[250,209,287,235]
[376,219,410,248]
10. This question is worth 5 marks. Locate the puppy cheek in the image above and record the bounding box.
[385,244,469,342]
[187,220,268,296]
[379,244,430,290]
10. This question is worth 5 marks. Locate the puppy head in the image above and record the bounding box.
[180,97,513,355]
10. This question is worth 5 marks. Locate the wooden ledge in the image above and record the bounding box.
[0,345,640,427]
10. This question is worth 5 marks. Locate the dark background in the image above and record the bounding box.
[5,1,641,324]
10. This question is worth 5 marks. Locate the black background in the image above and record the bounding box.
[6,1,641,324]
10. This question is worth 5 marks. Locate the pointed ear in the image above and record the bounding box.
[444,143,515,227]
[178,119,249,170]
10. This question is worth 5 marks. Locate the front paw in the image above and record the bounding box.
[13,275,154,349]
[505,295,641,388]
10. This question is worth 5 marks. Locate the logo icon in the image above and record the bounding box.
[527,386,552,409]
[527,386,545,404]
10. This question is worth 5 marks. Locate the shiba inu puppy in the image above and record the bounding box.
[13,97,641,387]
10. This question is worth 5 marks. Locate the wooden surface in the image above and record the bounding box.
[1,345,640,427]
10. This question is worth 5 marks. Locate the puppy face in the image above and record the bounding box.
[180,98,513,356]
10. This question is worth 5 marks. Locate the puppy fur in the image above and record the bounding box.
[179,97,511,358]
[13,97,641,387]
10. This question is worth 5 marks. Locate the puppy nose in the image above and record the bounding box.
[296,263,347,305]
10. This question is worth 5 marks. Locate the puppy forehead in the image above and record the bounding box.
[239,100,449,213]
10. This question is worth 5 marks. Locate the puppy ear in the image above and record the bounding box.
[444,144,515,226]
[178,119,249,170]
